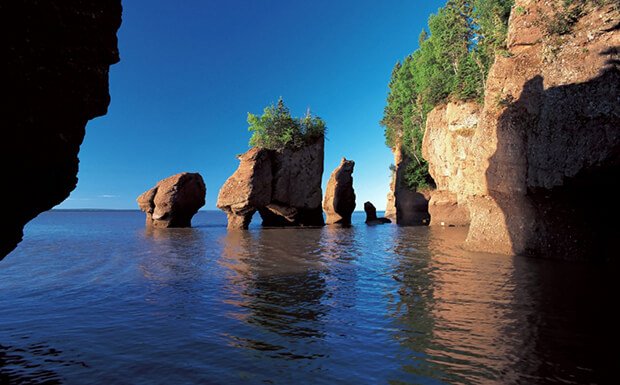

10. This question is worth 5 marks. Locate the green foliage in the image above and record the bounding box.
[248,98,326,151]
[404,161,434,190]
[381,0,513,190]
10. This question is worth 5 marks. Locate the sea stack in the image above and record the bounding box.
[217,136,325,229]
[137,172,206,228]
[364,201,391,225]
[1,1,122,259]
[323,158,356,225]
[385,145,431,226]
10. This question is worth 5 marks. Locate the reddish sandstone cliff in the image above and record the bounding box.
[422,0,619,258]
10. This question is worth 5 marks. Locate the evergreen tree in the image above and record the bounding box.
[248,98,325,151]
[380,0,514,190]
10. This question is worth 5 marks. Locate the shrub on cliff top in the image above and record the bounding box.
[248,98,326,151]
[381,0,513,190]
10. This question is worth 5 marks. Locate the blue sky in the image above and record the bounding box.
[59,0,444,210]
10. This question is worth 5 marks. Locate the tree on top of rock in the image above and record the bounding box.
[248,98,326,151]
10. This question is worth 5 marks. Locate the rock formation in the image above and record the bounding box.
[323,158,356,225]
[217,137,325,229]
[364,202,391,225]
[137,173,206,228]
[1,1,122,259]
[422,102,480,226]
[385,145,431,226]
[422,0,620,259]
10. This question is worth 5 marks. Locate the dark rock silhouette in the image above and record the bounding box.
[137,173,206,228]
[323,158,356,225]
[1,1,122,259]
[364,201,391,225]
[385,145,431,226]
[217,137,325,229]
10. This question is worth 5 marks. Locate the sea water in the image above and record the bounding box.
[0,211,615,384]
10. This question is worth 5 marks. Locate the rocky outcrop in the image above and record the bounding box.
[1,1,122,259]
[323,158,356,225]
[385,173,397,220]
[386,145,431,226]
[364,201,392,225]
[422,0,620,259]
[137,173,206,228]
[217,137,325,229]
[423,102,480,226]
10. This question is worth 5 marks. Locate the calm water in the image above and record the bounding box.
[0,211,616,384]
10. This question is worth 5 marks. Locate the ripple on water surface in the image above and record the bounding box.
[0,211,616,384]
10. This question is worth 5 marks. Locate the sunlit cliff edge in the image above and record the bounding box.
[418,0,619,259]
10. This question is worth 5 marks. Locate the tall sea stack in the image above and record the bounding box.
[323,158,356,225]
[217,136,325,229]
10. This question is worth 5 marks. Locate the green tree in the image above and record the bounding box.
[380,0,514,190]
[248,98,325,151]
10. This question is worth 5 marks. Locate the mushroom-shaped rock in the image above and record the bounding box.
[137,172,206,228]
[216,148,273,229]
[323,158,356,225]
[364,201,391,225]
[217,136,325,229]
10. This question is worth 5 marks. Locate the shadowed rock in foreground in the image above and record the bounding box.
[217,137,325,229]
[385,145,431,226]
[323,158,356,225]
[137,173,206,228]
[0,1,122,259]
[364,202,391,225]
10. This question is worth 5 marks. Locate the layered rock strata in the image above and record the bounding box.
[1,1,122,259]
[137,173,206,228]
[217,137,325,229]
[323,158,356,225]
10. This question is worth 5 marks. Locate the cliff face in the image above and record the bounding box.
[423,102,480,226]
[217,137,325,229]
[423,0,619,258]
[385,145,431,226]
[1,1,122,259]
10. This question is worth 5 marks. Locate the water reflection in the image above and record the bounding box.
[219,229,329,359]
[139,227,208,318]
[389,225,617,384]
[2,211,616,384]
[0,339,86,384]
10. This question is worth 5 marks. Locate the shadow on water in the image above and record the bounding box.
[388,226,617,384]
[218,228,329,359]
[0,340,88,385]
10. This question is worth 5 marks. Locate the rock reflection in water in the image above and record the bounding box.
[219,229,329,359]
[389,225,616,384]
